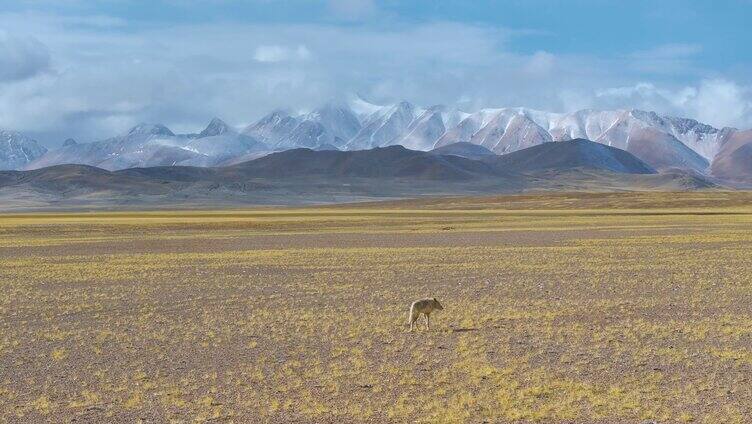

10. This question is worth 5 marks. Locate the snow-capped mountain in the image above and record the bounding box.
[184,118,268,165]
[434,107,717,172]
[27,119,267,171]
[243,103,361,150]
[346,101,420,150]
[710,129,752,181]
[435,108,556,154]
[0,130,48,170]
[19,98,752,179]
[248,100,732,174]
[199,117,233,138]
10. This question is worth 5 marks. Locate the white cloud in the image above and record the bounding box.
[626,43,704,75]
[678,79,752,128]
[253,45,311,63]
[327,0,376,20]
[584,79,752,128]
[593,82,673,110]
[630,43,703,60]
[0,33,51,82]
[523,51,555,76]
[0,11,750,146]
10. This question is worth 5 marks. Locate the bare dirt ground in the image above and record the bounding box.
[2,191,752,423]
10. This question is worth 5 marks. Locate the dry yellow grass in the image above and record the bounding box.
[1,192,752,422]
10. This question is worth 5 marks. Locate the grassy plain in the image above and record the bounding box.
[2,191,752,423]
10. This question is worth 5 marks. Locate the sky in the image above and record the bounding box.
[1,0,751,147]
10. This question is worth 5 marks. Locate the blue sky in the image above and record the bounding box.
[1,0,750,145]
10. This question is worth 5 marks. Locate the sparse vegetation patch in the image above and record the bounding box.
[1,192,752,422]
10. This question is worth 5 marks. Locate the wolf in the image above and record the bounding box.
[408,298,443,332]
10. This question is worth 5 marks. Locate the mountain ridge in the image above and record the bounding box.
[487,139,656,175]
[6,99,752,181]
[0,140,720,211]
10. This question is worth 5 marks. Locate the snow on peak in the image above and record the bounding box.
[349,96,386,117]
[199,118,234,138]
[19,98,745,174]
[0,129,48,170]
[127,123,175,137]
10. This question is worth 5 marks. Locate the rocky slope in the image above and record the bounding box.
[15,99,752,180]
[0,130,47,170]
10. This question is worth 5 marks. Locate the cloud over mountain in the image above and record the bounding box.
[0,33,51,82]
[0,2,750,148]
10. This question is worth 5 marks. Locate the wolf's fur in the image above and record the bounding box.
[408,298,443,332]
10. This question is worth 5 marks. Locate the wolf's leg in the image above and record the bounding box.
[409,308,418,332]
[426,313,430,330]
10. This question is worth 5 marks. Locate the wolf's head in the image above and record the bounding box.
[433,298,443,310]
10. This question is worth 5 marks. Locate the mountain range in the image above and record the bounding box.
[2,99,752,182]
[0,139,718,211]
